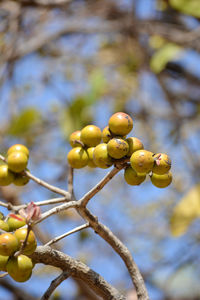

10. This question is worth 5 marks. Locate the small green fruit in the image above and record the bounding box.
[0,233,19,256]
[13,173,29,186]
[7,144,29,158]
[0,164,14,186]
[107,138,129,159]
[80,125,102,147]
[7,152,28,173]
[124,166,146,186]
[153,153,171,175]
[126,137,144,157]
[93,143,113,169]
[69,131,81,147]
[108,112,133,136]
[7,214,26,231]
[14,228,37,255]
[0,255,9,271]
[150,172,172,188]
[67,147,88,169]
[86,147,97,168]
[0,220,9,232]
[102,126,112,143]
[6,255,33,282]
[130,150,154,174]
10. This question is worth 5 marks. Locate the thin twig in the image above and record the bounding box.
[0,155,6,163]
[14,224,32,257]
[67,166,74,197]
[45,223,90,246]
[0,272,8,278]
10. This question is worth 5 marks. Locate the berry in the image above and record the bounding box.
[14,228,37,255]
[93,143,113,169]
[0,220,9,232]
[7,214,26,231]
[108,112,133,136]
[102,126,112,143]
[124,166,146,186]
[152,153,171,175]
[67,147,88,169]
[107,138,129,159]
[13,173,29,186]
[0,255,8,271]
[7,144,29,158]
[6,254,33,282]
[86,147,97,168]
[7,151,28,173]
[69,131,81,147]
[0,212,4,220]
[130,150,154,174]
[0,164,14,186]
[80,125,102,147]
[126,137,144,157]
[150,172,172,188]
[0,233,19,256]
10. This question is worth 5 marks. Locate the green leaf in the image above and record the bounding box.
[88,69,107,103]
[169,0,200,17]
[170,183,200,237]
[150,43,182,74]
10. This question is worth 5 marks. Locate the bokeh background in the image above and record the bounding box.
[0,0,200,299]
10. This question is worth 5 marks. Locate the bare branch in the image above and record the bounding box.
[67,166,74,197]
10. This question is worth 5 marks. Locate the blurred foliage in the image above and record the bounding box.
[169,0,200,17]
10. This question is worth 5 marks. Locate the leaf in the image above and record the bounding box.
[150,43,182,74]
[169,0,200,17]
[170,183,200,237]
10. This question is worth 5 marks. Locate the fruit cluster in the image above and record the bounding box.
[0,144,29,187]
[67,112,172,188]
[0,213,36,282]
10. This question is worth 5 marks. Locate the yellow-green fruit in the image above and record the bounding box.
[7,214,26,231]
[80,125,102,147]
[151,172,172,188]
[126,137,144,157]
[67,147,88,169]
[86,147,97,168]
[152,153,171,175]
[102,126,112,143]
[13,173,29,186]
[0,212,4,220]
[130,150,154,174]
[124,166,146,186]
[6,255,33,282]
[108,112,133,136]
[7,152,28,173]
[14,228,37,255]
[107,138,129,159]
[0,233,19,256]
[0,220,9,232]
[7,144,29,158]
[0,255,8,271]
[69,131,81,147]
[93,143,113,169]
[0,164,14,186]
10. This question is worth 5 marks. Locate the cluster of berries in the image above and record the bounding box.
[67,112,172,188]
[0,144,29,186]
[0,213,36,282]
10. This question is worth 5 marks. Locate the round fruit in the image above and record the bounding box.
[130,150,154,174]
[86,147,97,168]
[124,166,146,186]
[0,220,9,232]
[80,125,102,147]
[67,147,88,169]
[13,173,29,186]
[0,233,19,256]
[0,164,14,186]
[0,212,4,220]
[7,152,28,173]
[107,138,129,159]
[93,143,113,169]
[102,126,112,143]
[152,153,171,175]
[150,172,172,188]
[108,112,133,136]
[6,254,33,282]
[69,130,81,147]
[14,228,37,255]
[7,144,29,158]
[7,214,26,231]
[0,255,8,271]
[126,137,144,157]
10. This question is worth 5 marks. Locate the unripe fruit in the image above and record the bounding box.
[14,228,37,255]
[69,131,81,147]
[107,138,129,159]
[13,173,29,186]
[152,153,171,175]
[0,233,19,256]
[86,147,97,168]
[102,126,112,143]
[126,137,144,157]
[80,125,102,147]
[7,144,29,158]
[130,150,154,174]
[67,147,88,169]
[7,152,28,173]
[150,172,172,188]
[0,164,14,186]
[124,166,146,186]
[108,112,133,136]
[0,220,9,232]
[0,212,4,220]
[0,255,8,271]
[7,255,33,282]
[7,214,26,231]
[93,143,113,169]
